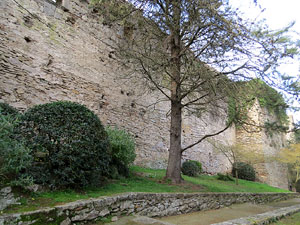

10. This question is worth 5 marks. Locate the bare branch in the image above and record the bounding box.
[181,120,233,152]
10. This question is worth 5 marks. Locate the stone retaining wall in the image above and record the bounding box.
[0,187,19,211]
[0,192,298,225]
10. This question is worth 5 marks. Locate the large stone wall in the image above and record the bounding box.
[0,0,233,173]
[0,0,288,187]
[235,100,289,189]
[0,192,297,225]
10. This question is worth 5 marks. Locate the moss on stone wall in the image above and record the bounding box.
[228,79,289,130]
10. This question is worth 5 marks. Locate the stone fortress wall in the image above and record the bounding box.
[0,0,289,189]
[235,100,289,188]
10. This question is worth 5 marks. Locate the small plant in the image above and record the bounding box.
[217,173,234,181]
[232,162,256,181]
[106,127,136,177]
[181,160,202,177]
[16,101,111,189]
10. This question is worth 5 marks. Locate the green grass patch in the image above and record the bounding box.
[183,174,289,193]
[272,212,300,224]
[1,166,289,215]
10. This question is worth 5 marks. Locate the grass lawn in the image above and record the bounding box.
[272,212,300,225]
[1,166,290,215]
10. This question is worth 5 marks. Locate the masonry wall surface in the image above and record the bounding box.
[0,0,233,173]
[235,100,289,189]
[0,192,298,225]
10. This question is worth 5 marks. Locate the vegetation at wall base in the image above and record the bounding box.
[217,173,234,182]
[181,160,202,177]
[1,166,289,215]
[232,162,256,181]
[15,101,111,189]
[105,127,136,178]
[0,112,33,188]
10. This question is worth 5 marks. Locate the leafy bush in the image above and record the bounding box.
[217,173,234,181]
[0,102,20,118]
[181,160,202,177]
[16,101,111,189]
[106,127,136,177]
[232,162,256,181]
[191,160,202,173]
[0,112,33,187]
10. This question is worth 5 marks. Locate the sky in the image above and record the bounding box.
[230,0,300,121]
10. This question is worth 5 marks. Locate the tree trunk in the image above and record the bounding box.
[165,0,182,184]
[235,169,239,185]
[166,101,182,183]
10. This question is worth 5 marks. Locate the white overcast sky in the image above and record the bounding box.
[230,0,300,121]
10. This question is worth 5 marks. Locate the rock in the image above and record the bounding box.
[99,208,110,217]
[60,217,71,225]
[25,184,45,193]
[120,201,132,211]
[0,187,20,211]
[0,187,11,195]
[111,216,118,222]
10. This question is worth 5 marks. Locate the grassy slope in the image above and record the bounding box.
[1,166,289,214]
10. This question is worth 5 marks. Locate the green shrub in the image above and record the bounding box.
[191,160,202,173]
[217,173,234,181]
[0,112,33,187]
[232,162,256,181]
[0,102,20,118]
[106,127,136,177]
[181,160,202,177]
[16,101,111,189]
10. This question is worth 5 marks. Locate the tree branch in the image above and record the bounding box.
[181,120,233,152]
[138,58,172,101]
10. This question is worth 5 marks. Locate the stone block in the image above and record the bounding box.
[43,1,56,16]
[61,0,70,12]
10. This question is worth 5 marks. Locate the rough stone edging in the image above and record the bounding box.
[211,203,300,225]
[0,192,298,225]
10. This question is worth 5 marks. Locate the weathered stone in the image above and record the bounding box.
[0,187,19,211]
[99,208,110,217]
[60,217,71,225]
[43,1,56,16]
[120,201,132,211]
[0,187,11,195]
[111,216,118,222]
[71,209,99,222]
[61,0,70,11]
